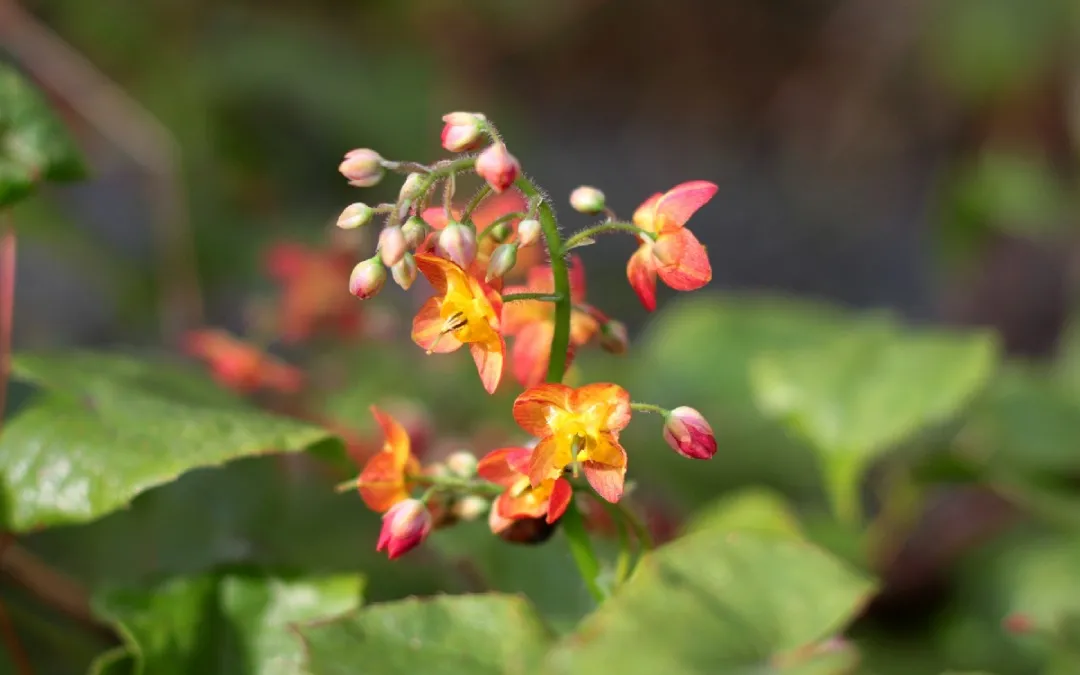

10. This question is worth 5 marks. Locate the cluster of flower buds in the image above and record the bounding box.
[331,112,720,561]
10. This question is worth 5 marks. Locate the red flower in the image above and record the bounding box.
[627,181,717,311]
[357,406,421,513]
[377,499,432,559]
[183,329,302,394]
[265,242,364,343]
[477,446,572,534]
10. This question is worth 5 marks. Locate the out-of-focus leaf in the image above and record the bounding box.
[297,593,553,675]
[1058,316,1080,402]
[92,573,363,675]
[683,488,804,539]
[751,323,997,521]
[543,531,873,673]
[0,65,87,208]
[628,294,851,508]
[0,352,339,531]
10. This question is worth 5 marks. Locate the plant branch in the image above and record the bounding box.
[563,221,653,252]
[502,292,562,303]
[630,402,668,416]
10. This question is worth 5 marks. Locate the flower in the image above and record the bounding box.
[339,148,384,187]
[265,242,364,343]
[627,181,717,311]
[357,405,421,512]
[183,329,303,394]
[501,256,600,387]
[411,254,506,394]
[512,383,632,502]
[662,406,717,459]
[476,144,520,192]
[441,112,486,152]
[376,499,432,559]
[477,447,573,533]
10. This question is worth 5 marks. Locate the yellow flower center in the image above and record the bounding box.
[432,275,498,349]
[546,403,610,471]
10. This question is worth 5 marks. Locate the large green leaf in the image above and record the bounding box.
[0,65,86,208]
[750,323,997,521]
[544,531,874,674]
[683,488,804,540]
[92,573,363,675]
[0,352,338,531]
[297,593,554,675]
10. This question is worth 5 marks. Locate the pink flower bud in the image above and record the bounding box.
[437,221,477,268]
[348,256,386,299]
[337,203,373,229]
[569,186,606,214]
[662,406,717,460]
[441,112,486,153]
[485,243,518,282]
[401,216,429,250]
[376,499,432,560]
[339,149,384,187]
[600,320,629,355]
[475,144,520,193]
[517,218,541,247]
[391,253,418,290]
[399,173,426,202]
[379,225,407,267]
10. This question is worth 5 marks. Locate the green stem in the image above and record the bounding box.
[461,184,492,222]
[630,402,668,416]
[477,212,526,239]
[563,221,653,252]
[613,499,654,552]
[560,498,606,604]
[502,292,562,303]
[515,177,571,383]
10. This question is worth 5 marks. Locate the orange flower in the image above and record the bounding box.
[264,242,363,343]
[183,329,303,394]
[477,446,573,533]
[357,406,421,512]
[502,256,599,387]
[627,181,717,311]
[512,383,632,502]
[411,254,506,394]
[421,190,542,280]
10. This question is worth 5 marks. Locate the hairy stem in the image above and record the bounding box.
[563,221,653,252]
[630,402,668,416]
[502,292,562,303]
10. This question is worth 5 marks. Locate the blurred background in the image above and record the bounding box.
[4,0,1080,673]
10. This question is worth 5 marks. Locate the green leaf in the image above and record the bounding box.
[544,531,874,673]
[750,323,997,521]
[0,352,338,531]
[683,488,804,540]
[297,593,554,675]
[0,64,87,208]
[93,573,363,675]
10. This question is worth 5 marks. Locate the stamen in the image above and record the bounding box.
[570,435,584,478]
[426,311,468,354]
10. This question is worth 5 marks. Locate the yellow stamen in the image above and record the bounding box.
[426,311,468,354]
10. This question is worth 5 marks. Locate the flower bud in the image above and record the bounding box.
[339,149,384,187]
[441,112,486,153]
[391,253,418,290]
[446,450,478,477]
[517,218,541,247]
[569,186,606,214]
[399,172,426,202]
[453,495,490,522]
[348,256,386,300]
[378,224,407,267]
[488,222,512,243]
[486,243,518,282]
[376,499,432,560]
[437,221,477,268]
[475,144,520,193]
[662,406,717,460]
[336,202,373,229]
[402,216,429,250]
[600,320,630,355]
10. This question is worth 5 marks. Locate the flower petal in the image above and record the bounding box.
[527,435,571,487]
[414,253,464,294]
[511,321,554,388]
[501,292,549,336]
[546,478,573,523]
[505,447,534,475]
[573,384,632,431]
[358,452,408,512]
[654,180,717,229]
[498,487,549,520]
[567,255,588,303]
[583,459,626,503]
[632,192,664,233]
[420,206,456,231]
[513,383,573,437]
[654,227,712,291]
[627,244,658,312]
[471,337,505,395]
[477,447,524,487]
[471,189,527,229]
[411,297,462,354]
[585,431,629,468]
[370,405,412,465]
[569,310,600,346]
